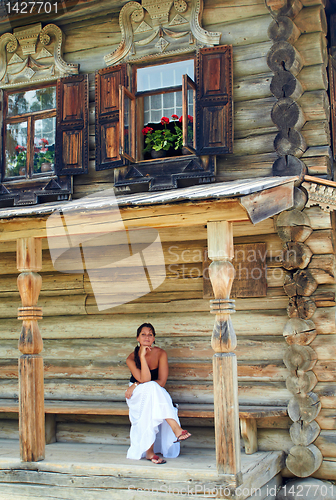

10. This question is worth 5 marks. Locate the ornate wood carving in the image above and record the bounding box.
[104,0,221,66]
[302,180,336,212]
[0,23,78,88]
[203,243,267,299]
[114,155,215,191]
[17,237,45,462]
[207,221,241,483]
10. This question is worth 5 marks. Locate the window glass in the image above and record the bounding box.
[33,117,56,174]
[5,122,27,177]
[144,90,193,125]
[124,93,130,156]
[7,86,56,116]
[137,60,194,92]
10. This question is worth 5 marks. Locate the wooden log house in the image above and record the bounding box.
[0,0,335,498]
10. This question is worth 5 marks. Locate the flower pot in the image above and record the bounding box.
[150,149,167,159]
[41,162,53,172]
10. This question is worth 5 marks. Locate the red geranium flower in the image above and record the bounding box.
[142,126,153,135]
[188,115,193,123]
[39,138,49,145]
[179,116,183,123]
[171,114,179,120]
[160,116,169,125]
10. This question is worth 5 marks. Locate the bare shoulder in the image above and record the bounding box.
[126,352,135,365]
[154,347,167,360]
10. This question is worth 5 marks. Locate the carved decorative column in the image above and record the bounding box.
[207,221,241,484]
[17,237,45,462]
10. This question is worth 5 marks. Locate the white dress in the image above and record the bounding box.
[126,380,180,459]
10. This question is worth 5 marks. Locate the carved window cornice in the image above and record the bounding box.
[0,23,78,89]
[104,0,221,66]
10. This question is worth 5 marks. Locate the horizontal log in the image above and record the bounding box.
[294,5,327,35]
[304,207,331,230]
[233,133,276,156]
[297,64,328,91]
[268,15,301,44]
[203,0,269,25]
[294,32,328,66]
[233,73,273,102]
[298,90,330,121]
[0,359,289,382]
[303,155,331,176]
[234,97,275,132]
[301,120,331,147]
[283,459,336,480]
[233,41,273,78]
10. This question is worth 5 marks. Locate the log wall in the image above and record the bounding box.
[0,207,334,478]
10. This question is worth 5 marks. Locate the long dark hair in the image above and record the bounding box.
[134,323,156,369]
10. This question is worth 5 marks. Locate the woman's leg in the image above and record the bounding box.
[165,418,191,441]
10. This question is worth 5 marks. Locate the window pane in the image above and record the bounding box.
[144,91,184,125]
[124,93,130,156]
[137,60,194,92]
[187,88,194,149]
[7,87,56,116]
[33,117,56,174]
[5,122,27,177]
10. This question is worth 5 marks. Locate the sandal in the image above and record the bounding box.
[147,454,166,464]
[174,429,192,443]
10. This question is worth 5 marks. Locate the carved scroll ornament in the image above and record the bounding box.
[104,0,221,66]
[0,23,78,88]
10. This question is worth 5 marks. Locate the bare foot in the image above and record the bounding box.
[174,429,192,443]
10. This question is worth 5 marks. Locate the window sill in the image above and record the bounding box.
[115,154,215,192]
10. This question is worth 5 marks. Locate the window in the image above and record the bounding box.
[0,74,89,206]
[95,45,233,171]
[4,85,56,179]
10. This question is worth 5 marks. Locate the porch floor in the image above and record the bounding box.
[0,439,284,500]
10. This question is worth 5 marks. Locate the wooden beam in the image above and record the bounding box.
[240,183,294,224]
[207,221,242,483]
[0,200,250,242]
[17,237,45,462]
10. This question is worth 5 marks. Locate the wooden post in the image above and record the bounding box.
[17,237,45,462]
[207,221,242,484]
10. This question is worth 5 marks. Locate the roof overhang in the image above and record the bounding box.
[0,177,296,241]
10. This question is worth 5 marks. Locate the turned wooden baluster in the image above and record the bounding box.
[17,237,45,462]
[207,221,241,483]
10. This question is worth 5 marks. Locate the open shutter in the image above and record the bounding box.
[95,65,127,170]
[329,55,336,161]
[56,74,89,175]
[182,74,196,153]
[196,45,233,155]
[119,85,136,163]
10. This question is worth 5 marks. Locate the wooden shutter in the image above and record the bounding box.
[95,65,127,170]
[329,55,336,161]
[182,74,196,153]
[56,74,89,175]
[196,45,233,155]
[119,85,136,163]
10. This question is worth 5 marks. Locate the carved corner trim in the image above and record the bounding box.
[104,0,220,67]
[190,0,221,46]
[0,23,78,88]
[40,24,78,76]
[302,181,336,212]
[104,1,144,66]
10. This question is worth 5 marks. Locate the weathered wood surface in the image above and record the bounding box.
[0,440,285,500]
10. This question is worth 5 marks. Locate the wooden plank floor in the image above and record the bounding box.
[0,440,284,500]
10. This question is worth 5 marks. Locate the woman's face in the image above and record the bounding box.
[137,327,155,347]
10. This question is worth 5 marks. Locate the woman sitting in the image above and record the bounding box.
[125,323,191,464]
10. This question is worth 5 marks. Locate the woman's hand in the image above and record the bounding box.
[139,345,151,359]
[125,385,136,399]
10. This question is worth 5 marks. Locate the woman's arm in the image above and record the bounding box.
[155,350,168,387]
[126,347,151,383]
